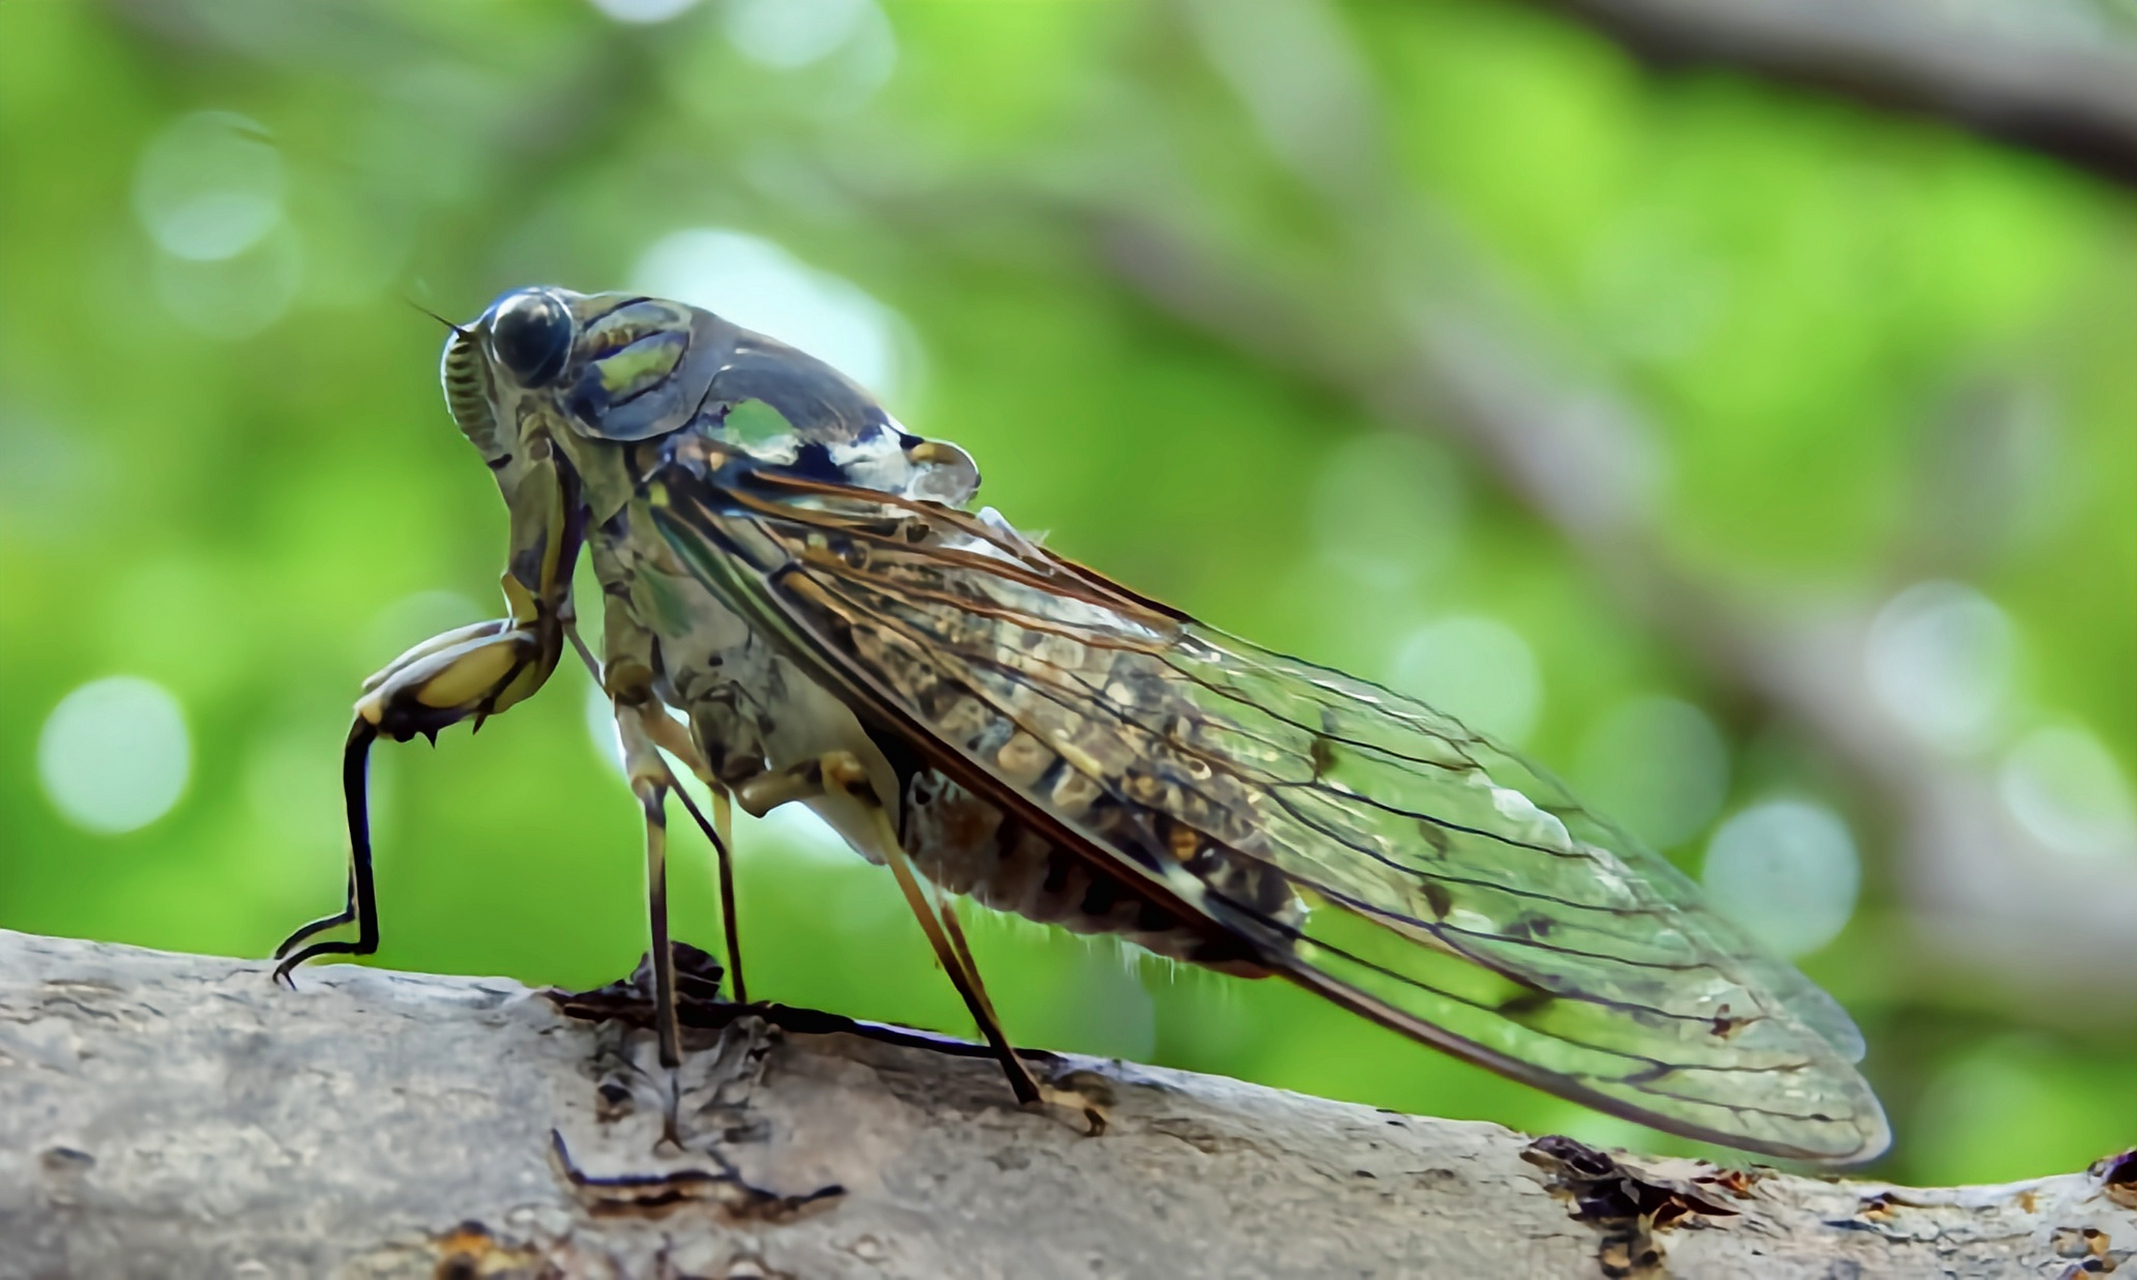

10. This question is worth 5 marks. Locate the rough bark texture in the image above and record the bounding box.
[1,929,2131,1279]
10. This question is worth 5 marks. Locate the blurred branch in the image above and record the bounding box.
[1539,0,2137,184]
[7,929,2134,1278]
[1066,0,2137,1000]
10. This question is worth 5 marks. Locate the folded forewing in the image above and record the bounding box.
[651,467,1890,1162]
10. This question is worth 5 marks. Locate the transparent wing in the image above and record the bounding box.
[651,463,1890,1163]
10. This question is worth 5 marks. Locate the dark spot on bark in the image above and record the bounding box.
[428,1222,543,1280]
[1522,1136,1739,1279]
[39,1146,93,1175]
[2051,1225,2114,1262]
[990,1148,1032,1173]
[1856,1191,1898,1220]
[2093,1148,2137,1210]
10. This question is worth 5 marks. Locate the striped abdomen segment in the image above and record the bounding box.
[827,556,1307,968]
[900,767,1276,975]
[894,678,1309,979]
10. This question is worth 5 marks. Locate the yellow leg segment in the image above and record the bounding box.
[928,881,1002,1032]
[709,787,743,1005]
[767,751,1107,1132]
[878,815,1044,1105]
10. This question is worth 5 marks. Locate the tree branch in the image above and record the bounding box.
[1,930,2131,1278]
[1540,0,2137,185]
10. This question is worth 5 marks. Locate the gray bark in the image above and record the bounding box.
[1,930,2132,1278]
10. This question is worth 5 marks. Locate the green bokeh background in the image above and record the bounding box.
[3,0,2133,1186]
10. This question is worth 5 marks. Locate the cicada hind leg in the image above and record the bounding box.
[739,752,1109,1135]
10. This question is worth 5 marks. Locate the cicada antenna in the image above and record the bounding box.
[405,297,467,337]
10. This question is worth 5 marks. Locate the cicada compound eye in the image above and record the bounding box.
[487,288,573,388]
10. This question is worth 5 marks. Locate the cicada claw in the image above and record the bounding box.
[270,718,381,987]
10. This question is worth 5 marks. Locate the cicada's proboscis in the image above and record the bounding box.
[276,286,1891,1164]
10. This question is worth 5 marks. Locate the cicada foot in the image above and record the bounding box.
[1028,1072,1114,1137]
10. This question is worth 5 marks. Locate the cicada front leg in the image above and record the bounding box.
[279,441,582,985]
[272,615,561,984]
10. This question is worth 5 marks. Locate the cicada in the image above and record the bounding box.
[275,287,1890,1163]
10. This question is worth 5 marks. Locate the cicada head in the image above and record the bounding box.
[442,286,979,507]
